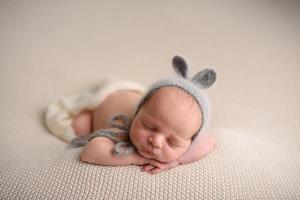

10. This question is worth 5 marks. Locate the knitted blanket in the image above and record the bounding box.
[1,0,300,199]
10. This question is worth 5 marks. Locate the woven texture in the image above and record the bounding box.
[1,0,300,199]
[1,129,299,199]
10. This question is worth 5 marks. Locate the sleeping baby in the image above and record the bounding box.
[45,56,217,174]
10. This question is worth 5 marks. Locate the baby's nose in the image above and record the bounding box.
[149,134,164,149]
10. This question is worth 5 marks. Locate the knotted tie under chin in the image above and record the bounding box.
[70,114,136,157]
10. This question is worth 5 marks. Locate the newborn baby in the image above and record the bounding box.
[46,56,217,174]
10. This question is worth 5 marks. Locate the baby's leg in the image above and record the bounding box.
[72,110,94,137]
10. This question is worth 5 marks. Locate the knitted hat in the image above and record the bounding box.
[134,56,217,141]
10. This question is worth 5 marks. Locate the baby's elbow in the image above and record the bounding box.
[79,145,105,164]
[80,148,91,163]
[79,137,114,165]
[78,139,99,163]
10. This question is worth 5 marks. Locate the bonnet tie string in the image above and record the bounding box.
[70,114,136,156]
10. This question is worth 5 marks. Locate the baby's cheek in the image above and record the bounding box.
[165,146,189,161]
[130,127,145,145]
[161,148,182,162]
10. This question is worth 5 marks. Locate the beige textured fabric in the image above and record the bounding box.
[1,0,300,199]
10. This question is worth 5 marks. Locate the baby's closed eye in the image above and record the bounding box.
[140,119,157,132]
[167,138,179,148]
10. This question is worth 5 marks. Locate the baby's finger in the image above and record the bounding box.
[149,160,163,169]
[149,167,162,175]
[140,165,150,172]
[143,164,156,172]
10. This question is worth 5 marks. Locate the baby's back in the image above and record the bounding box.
[92,90,143,131]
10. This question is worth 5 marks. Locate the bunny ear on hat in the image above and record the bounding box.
[172,55,217,89]
[172,55,189,78]
[192,68,217,89]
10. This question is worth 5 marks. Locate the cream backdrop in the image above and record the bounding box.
[1,0,299,199]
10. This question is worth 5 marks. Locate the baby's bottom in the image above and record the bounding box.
[45,78,146,143]
[71,89,143,137]
[72,110,94,137]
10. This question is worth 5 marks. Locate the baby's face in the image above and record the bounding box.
[130,87,202,163]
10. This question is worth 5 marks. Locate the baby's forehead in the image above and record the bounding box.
[148,87,197,107]
[142,86,202,121]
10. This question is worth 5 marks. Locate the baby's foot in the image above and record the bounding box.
[72,110,94,137]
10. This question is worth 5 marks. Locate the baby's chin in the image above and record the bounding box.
[136,148,155,159]
[137,148,176,163]
[155,157,177,163]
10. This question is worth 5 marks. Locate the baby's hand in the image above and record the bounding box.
[133,152,153,166]
[140,159,180,175]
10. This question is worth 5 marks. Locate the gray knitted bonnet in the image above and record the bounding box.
[134,56,217,141]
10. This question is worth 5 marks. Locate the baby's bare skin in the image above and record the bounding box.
[92,90,142,130]
[72,90,142,136]
[73,89,216,175]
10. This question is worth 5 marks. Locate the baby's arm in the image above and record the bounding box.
[177,133,216,164]
[80,137,149,166]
